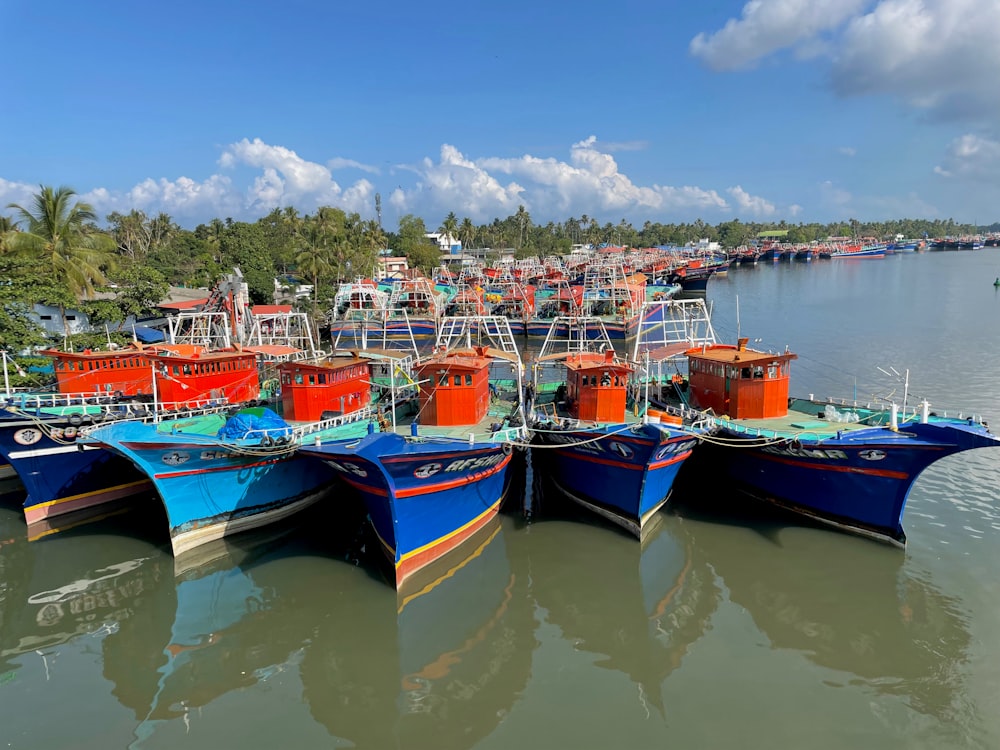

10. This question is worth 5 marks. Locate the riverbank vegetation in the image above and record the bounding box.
[0,184,990,386]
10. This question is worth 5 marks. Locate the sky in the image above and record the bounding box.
[2,0,999,231]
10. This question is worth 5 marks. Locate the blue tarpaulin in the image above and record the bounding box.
[131,325,165,343]
[216,407,293,442]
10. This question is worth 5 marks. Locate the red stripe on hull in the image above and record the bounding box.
[754,451,910,479]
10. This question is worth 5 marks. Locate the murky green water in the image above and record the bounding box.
[3,249,1000,749]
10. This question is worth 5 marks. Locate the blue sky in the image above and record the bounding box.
[2,0,998,230]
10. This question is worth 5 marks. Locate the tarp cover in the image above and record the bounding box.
[216,407,292,441]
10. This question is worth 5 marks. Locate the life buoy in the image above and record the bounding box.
[63,426,78,439]
[260,435,275,448]
[68,414,83,427]
[502,442,513,456]
[113,390,124,399]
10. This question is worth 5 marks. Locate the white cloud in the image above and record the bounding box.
[839,146,857,157]
[934,134,1000,181]
[832,0,1000,121]
[727,186,777,216]
[328,157,380,174]
[471,136,728,220]
[691,0,1000,122]
[689,0,868,71]
[0,178,40,215]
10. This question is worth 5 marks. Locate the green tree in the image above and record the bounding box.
[7,185,116,335]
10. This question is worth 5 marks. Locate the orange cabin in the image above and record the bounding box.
[685,338,797,419]
[42,347,154,397]
[415,347,491,427]
[279,356,371,422]
[150,347,259,406]
[564,350,633,423]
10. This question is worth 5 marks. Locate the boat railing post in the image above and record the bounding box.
[890,403,899,430]
[921,400,930,424]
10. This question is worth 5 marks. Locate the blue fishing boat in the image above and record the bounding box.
[80,353,388,554]
[528,308,710,536]
[674,338,1000,545]
[297,316,527,588]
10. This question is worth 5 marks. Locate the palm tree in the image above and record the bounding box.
[294,225,332,306]
[439,212,459,252]
[458,217,476,251]
[7,185,116,335]
[0,215,17,254]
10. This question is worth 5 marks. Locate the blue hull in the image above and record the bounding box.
[88,420,337,554]
[697,420,1000,543]
[299,433,516,586]
[531,423,698,535]
[0,411,150,525]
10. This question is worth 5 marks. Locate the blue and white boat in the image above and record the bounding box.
[80,354,388,555]
[298,316,527,588]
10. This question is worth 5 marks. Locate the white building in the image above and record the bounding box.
[425,232,462,255]
[377,256,409,280]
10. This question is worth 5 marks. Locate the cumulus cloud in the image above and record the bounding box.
[689,0,868,71]
[469,136,728,220]
[692,0,1000,122]
[219,137,375,214]
[0,178,40,215]
[934,134,1000,180]
[832,0,1000,121]
[839,146,857,157]
[727,185,776,216]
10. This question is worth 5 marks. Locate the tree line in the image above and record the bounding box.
[0,183,987,381]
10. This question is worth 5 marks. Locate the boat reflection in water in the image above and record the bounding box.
[302,513,538,749]
[675,498,974,724]
[526,473,720,713]
[0,506,169,679]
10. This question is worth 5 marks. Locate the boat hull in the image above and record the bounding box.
[690,420,1000,544]
[300,433,517,587]
[0,414,152,526]
[87,421,338,554]
[531,423,697,536]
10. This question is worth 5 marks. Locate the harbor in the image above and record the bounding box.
[2,247,999,748]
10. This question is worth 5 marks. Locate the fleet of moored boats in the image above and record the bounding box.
[2,242,999,589]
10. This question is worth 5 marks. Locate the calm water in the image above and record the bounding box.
[3,250,1000,749]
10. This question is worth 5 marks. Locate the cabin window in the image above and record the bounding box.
[465,374,472,386]
[438,373,448,386]
[768,365,778,378]
[601,372,611,387]
[454,375,461,387]
[753,366,764,378]
[309,374,316,385]
[318,373,326,385]
[281,374,289,385]
[172,365,180,376]
[295,374,303,385]
[182,365,192,375]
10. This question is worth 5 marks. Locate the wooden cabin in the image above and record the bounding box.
[42,347,153,397]
[279,356,371,422]
[685,338,797,419]
[564,350,633,423]
[415,347,491,427]
[150,347,259,406]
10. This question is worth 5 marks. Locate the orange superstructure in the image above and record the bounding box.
[149,347,259,405]
[415,347,492,427]
[685,337,796,419]
[42,346,154,397]
[563,349,632,423]
[279,356,372,421]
